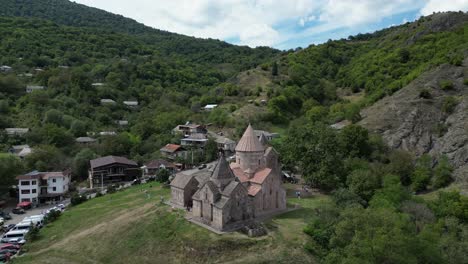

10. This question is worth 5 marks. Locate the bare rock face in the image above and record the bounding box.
[359,61,468,182]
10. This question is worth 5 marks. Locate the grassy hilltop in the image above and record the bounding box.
[12,183,327,264]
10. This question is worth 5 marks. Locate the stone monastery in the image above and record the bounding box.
[170,124,286,232]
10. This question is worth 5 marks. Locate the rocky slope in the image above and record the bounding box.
[359,58,468,182]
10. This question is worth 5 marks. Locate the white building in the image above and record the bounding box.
[16,171,71,206]
[5,128,29,136]
[26,85,45,93]
[123,101,139,108]
[203,104,218,111]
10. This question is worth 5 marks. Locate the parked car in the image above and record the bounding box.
[0,217,4,225]
[3,224,15,232]
[12,207,25,214]
[56,204,66,210]
[0,252,11,262]
[17,201,32,210]
[0,249,18,255]
[0,211,12,220]
[0,244,20,251]
[198,164,207,170]
[7,238,26,245]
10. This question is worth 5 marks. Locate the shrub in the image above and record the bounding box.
[464,79,468,86]
[107,184,117,194]
[440,80,454,90]
[26,225,40,241]
[71,194,88,206]
[156,168,170,183]
[44,209,61,224]
[441,96,458,114]
[419,89,432,99]
[432,156,453,188]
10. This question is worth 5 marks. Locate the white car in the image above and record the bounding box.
[0,217,4,225]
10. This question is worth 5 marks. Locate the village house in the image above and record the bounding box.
[160,144,187,160]
[16,170,71,206]
[141,159,177,177]
[170,125,286,232]
[10,144,33,158]
[254,130,279,141]
[208,132,236,154]
[180,133,208,147]
[75,136,97,145]
[116,120,129,126]
[99,131,117,136]
[5,128,29,136]
[203,104,218,111]
[123,100,139,108]
[26,85,45,93]
[100,99,116,105]
[88,156,140,188]
[0,65,12,72]
[172,123,207,137]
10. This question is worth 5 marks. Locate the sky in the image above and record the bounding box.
[73,0,468,49]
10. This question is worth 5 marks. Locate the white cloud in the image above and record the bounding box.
[421,0,468,15]
[73,0,468,48]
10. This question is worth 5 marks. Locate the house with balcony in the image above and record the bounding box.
[16,170,71,206]
[172,123,207,137]
[88,156,140,188]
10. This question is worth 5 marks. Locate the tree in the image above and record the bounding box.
[43,124,74,147]
[70,120,87,137]
[204,138,218,162]
[398,48,410,63]
[72,148,97,180]
[411,154,432,192]
[24,145,67,172]
[339,125,372,159]
[432,156,453,188]
[281,123,344,190]
[0,153,24,186]
[387,150,414,186]
[44,109,64,126]
[156,168,170,183]
[347,169,381,202]
[208,108,230,127]
[271,61,278,76]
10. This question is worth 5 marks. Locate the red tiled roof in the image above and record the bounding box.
[250,168,271,184]
[248,185,262,196]
[160,144,181,153]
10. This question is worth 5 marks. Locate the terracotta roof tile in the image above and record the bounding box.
[248,185,262,196]
[160,144,181,153]
[250,168,272,184]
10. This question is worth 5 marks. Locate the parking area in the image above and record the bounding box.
[3,200,69,226]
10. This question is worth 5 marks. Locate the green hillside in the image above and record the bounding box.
[0,0,280,70]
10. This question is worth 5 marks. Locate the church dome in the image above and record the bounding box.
[235,124,264,152]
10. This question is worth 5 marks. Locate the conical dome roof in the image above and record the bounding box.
[211,156,235,180]
[235,124,264,152]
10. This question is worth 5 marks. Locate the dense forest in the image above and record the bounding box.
[0,1,467,262]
